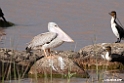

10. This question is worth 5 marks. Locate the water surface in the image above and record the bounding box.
[0,0,124,83]
[4,71,124,83]
[1,0,124,51]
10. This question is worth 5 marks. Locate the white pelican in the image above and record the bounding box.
[26,22,74,57]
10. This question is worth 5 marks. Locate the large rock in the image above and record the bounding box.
[0,48,44,80]
[0,20,14,27]
[0,48,89,80]
[78,43,124,70]
[29,51,89,78]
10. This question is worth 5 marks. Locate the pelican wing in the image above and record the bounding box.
[54,27,74,42]
[27,32,57,48]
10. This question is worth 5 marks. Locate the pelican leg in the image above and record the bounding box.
[48,49,53,58]
[47,49,54,58]
[43,49,48,57]
[48,49,51,56]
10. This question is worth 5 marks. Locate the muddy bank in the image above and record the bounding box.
[0,43,124,80]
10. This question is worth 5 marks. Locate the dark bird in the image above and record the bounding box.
[26,22,74,57]
[109,11,124,43]
[0,8,7,22]
[101,46,124,64]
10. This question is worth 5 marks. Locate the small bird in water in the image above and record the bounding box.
[26,22,74,57]
[109,11,124,43]
[101,46,124,63]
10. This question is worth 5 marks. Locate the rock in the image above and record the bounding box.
[0,20,14,27]
[1,43,124,80]
[78,43,124,70]
[0,48,44,80]
[0,48,89,80]
[29,51,89,78]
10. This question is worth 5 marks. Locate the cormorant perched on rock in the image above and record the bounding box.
[0,8,7,22]
[109,11,124,43]
[101,46,124,64]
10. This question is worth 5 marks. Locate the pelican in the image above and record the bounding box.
[26,22,74,57]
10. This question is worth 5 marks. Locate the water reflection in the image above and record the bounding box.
[1,0,124,51]
[4,71,124,83]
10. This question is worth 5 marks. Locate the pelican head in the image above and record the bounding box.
[48,22,74,42]
[48,22,58,32]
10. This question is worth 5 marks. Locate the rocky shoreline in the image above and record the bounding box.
[0,43,124,80]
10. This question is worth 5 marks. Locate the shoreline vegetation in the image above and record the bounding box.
[0,43,124,80]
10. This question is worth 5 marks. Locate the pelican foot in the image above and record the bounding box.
[46,55,54,59]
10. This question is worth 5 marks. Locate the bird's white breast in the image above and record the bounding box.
[111,17,120,39]
[101,52,111,61]
[105,52,111,61]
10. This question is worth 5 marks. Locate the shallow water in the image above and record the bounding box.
[1,0,124,51]
[4,71,124,83]
[0,0,124,83]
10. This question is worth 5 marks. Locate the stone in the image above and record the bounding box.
[29,51,89,78]
[1,43,124,80]
[0,48,43,80]
[78,43,124,70]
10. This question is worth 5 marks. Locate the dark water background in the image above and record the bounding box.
[0,0,124,83]
[1,0,124,51]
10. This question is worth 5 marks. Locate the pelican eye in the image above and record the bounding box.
[54,25,57,27]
